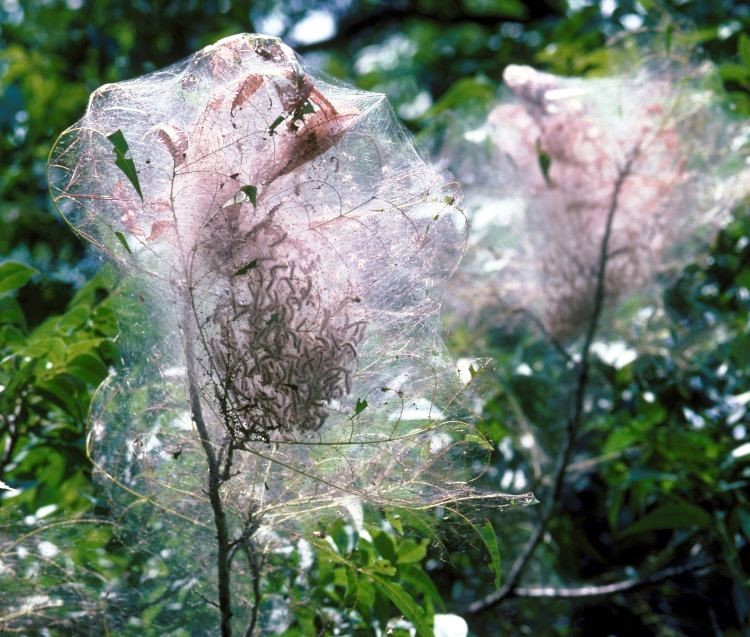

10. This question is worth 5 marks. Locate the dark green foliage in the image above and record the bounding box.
[0,267,116,512]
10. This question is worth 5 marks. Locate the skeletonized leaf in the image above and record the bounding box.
[147,220,176,242]
[153,124,189,168]
[231,74,264,116]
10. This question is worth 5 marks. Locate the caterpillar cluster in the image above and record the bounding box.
[199,202,366,444]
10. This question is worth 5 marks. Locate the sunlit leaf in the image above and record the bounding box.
[0,261,38,295]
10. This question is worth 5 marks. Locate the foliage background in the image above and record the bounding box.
[1,0,749,635]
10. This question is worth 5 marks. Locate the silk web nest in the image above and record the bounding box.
[441,56,750,340]
[47,34,528,622]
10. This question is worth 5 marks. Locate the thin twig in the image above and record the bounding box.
[195,590,221,609]
[468,146,641,615]
[510,307,574,364]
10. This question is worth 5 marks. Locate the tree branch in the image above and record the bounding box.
[507,560,714,600]
[181,295,234,637]
[468,146,641,616]
[242,541,263,637]
[509,306,573,364]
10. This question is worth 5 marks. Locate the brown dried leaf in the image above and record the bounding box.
[274,108,360,178]
[147,220,176,242]
[275,70,314,113]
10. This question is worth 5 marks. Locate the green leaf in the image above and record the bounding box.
[24,336,66,363]
[0,261,38,295]
[479,520,502,591]
[399,563,445,610]
[233,259,258,277]
[57,305,90,332]
[354,397,368,417]
[39,375,82,418]
[386,511,404,535]
[374,530,397,563]
[371,576,433,637]
[356,577,376,609]
[107,128,129,155]
[619,501,712,538]
[536,140,552,184]
[64,353,108,386]
[269,114,286,133]
[370,559,397,576]
[1,325,26,348]
[114,231,133,254]
[719,62,750,83]
[396,539,428,564]
[108,129,143,201]
[240,184,257,206]
[739,34,750,68]
[0,297,27,329]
